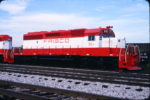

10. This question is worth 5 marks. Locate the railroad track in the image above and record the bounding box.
[0,63,150,87]
[0,80,119,100]
[0,63,150,100]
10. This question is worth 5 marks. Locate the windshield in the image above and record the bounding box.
[100,29,115,38]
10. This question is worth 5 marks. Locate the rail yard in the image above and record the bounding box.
[0,63,150,100]
[0,0,149,99]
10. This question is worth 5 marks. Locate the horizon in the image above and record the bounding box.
[0,0,149,46]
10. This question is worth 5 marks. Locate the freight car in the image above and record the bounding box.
[0,26,141,70]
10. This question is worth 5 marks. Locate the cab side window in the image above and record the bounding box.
[88,36,95,41]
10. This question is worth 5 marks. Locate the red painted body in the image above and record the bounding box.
[21,48,119,56]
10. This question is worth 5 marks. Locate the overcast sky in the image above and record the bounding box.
[0,0,149,46]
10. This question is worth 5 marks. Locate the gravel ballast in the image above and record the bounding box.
[0,71,149,100]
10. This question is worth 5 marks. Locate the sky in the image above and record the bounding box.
[0,0,149,47]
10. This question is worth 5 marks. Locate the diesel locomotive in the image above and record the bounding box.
[0,26,141,70]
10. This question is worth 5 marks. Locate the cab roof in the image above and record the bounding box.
[0,35,12,41]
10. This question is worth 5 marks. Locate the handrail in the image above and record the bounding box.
[125,49,127,63]
[134,46,136,55]
[125,45,129,63]
[137,45,141,61]
[119,48,122,61]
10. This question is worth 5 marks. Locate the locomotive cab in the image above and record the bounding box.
[99,27,126,49]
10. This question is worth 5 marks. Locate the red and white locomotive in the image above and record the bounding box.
[0,35,13,63]
[0,26,141,70]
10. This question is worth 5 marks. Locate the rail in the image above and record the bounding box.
[0,80,120,100]
[0,63,149,100]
